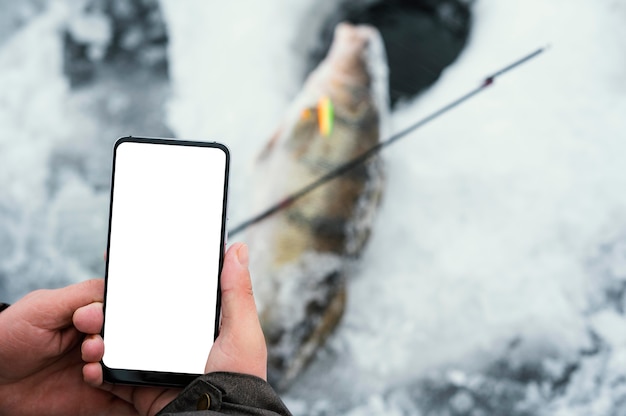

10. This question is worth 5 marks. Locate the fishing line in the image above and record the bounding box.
[229,46,548,236]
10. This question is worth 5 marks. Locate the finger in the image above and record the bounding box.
[85,368,179,416]
[133,388,181,416]
[83,364,134,403]
[81,334,105,362]
[205,243,267,379]
[82,362,136,404]
[219,243,259,328]
[82,334,181,415]
[73,301,104,334]
[36,279,105,329]
[83,361,104,387]
[83,363,128,398]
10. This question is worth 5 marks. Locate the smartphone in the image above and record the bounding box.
[102,136,229,387]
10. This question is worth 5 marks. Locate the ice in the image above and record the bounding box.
[0,3,74,297]
[0,1,122,300]
[1,0,626,413]
[589,310,626,348]
[160,0,626,413]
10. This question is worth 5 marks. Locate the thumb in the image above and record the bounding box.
[220,243,257,327]
[205,243,267,379]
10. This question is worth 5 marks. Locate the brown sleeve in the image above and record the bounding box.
[157,372,292,416]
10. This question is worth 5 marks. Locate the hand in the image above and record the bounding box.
[79,242,267,416]
[0,279,139,415]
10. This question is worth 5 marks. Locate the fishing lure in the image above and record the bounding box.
[300,96,335,137]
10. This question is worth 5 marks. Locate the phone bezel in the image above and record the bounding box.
[101,136,229,387]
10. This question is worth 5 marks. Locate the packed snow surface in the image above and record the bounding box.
[2,0,626,414]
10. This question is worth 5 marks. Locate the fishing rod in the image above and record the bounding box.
[229,46,548,237]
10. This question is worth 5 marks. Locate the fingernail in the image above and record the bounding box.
[237,243,249,267]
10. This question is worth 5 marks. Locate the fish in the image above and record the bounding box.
[248,22,390,390]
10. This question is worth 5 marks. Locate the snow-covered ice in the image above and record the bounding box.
[158,0,626,412]
[2,0,626,413]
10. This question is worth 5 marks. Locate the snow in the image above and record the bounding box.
[66,9,111,61]
[0,2,83,296]
[2,0,626,414]
[160,0,626,412]
[0,1,114,298]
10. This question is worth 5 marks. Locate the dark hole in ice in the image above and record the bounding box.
[307,0,472,108]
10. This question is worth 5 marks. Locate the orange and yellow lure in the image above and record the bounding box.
[301,96,334,137]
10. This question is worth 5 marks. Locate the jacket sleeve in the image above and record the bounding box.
[157,372,292,416]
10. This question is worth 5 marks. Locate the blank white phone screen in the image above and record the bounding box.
[103,140,227,374]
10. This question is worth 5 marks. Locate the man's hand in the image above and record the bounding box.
[78,242,267,416]
[0,279,139,415]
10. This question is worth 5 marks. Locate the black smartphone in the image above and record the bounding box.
[102,136,229,387]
